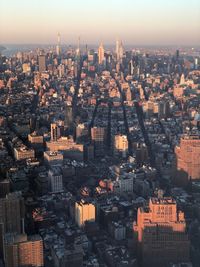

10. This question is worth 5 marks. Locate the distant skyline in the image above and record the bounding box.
[0,0,200,45]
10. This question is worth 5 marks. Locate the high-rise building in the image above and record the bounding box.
[75,200,95,227]
[76,36,81,58]
[65,104,73,129]
[113,134,128,158]
[116,39,124,63]
[56,32,61,56]
[158,100,170,119]
[128,60,134,75]
[4,233,44,267]
[38,55,46,73]
[175,134,200,186]
[0,180,10,198]
[76,123,88,142]
[194,58,198,69]
[0,192,24,234]
[133,197,190,267]
[176,49,180,60]
[51,123,61,141]
[91,127,106,156]
[48,167,63,193]
[98,42,105,65]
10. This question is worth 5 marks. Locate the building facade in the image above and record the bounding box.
[75,200,96,227]
[133,197,190,267]
[175,134,200,186]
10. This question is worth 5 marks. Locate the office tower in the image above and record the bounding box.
[4,233,44,267]
[75,199,95,227]
[48,167,63,193]
[0,180,10,198]
[0,223,4,261]
[0,192,24,234]
[91,127,106,156]
[56,32,61,56]
[116,39,124,63]
[113,134,128,158]
[51,123,61,141]
[98,42,105,65]
[135,143,148,164]
[194,58,198,70]
[76,123,88,142]
[158,100,170,119]
[38,55,46,73]
[65,104,73,129]
[133,197,190,267]
[88,49,95,62]
[175,134,200,186]
[128,60,134,75]
[176,49,179,60]
[58,64,65,78]
[76,36,81,58]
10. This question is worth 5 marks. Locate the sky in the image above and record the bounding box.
[0,0,200,45]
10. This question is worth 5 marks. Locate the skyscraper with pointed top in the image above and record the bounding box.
[56,32,61,56]
[76,36,81,57]
[116,38,124,63]
[98,42,105,65]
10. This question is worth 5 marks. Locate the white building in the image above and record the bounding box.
[75,200,96,227]
[48,167,63,193]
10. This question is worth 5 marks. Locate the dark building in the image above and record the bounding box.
[38,55,46,72]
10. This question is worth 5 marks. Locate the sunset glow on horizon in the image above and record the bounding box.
[0,0,200,45]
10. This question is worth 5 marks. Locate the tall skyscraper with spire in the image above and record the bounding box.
[76,36,81,57]
[116,38,124,63]
[56,32,61,56]
[98,42,105,65]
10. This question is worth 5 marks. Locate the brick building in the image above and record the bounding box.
[133,197,190,267]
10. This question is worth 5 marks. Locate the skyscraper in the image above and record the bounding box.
[91,126,106,156]
[75,200,96,227]
[0,192,24,234]
[76,36,81,58]
[113,134,129,158]
[176,49,180,60]
[4,233,44,267]
[48,167,63,193]
[133,197,190,267]
[116,39,124,63]
[98,42,105,65]
[56,32,61,56]
[65,104,73,130]
[175,134,200,186]
[51,123,61,141]
[38,55,46,73]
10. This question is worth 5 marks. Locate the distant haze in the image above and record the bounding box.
[1,0,200,46]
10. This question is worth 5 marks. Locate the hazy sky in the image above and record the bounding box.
[0,0,200,45]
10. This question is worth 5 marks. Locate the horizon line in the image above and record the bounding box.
[1,43,200,48]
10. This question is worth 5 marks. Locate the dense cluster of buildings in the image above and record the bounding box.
[0,39,199,267]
